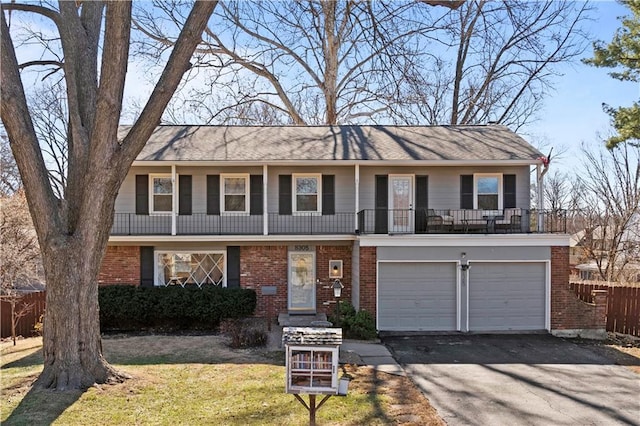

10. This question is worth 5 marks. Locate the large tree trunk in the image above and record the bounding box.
[36,262,126,390]
[35,200,128,390]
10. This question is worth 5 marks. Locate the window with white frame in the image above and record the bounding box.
[150,175,173,214]
[221,174,249,213]
[156,251,225,287]
[293,174,321,213]
[474,174,502,210]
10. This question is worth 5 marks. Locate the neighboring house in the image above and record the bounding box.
[573,261,640,283]
[570,225,640,281]
[101,125,585,334]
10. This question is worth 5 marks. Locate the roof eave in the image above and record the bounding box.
[132,159,542,167]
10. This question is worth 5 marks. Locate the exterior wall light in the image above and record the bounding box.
[460,252,470,271]
[329,260,343,279]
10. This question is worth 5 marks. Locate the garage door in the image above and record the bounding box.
[469,262,546,332]
[378,262,457,331]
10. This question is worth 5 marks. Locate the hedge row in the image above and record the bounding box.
[99,285,256,331]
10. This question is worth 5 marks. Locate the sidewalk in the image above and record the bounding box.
[340,340,405,376]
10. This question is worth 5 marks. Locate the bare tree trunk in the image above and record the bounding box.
[36,254,126,389]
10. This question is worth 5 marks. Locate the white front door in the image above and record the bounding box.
[288,251,316,312]
[389,175,413,233]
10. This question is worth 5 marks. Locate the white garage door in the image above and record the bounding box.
[469,262,546,332]
[378,262,457,331]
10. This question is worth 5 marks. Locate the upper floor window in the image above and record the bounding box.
[474,174,502,210]
[293,174,321,213]
[150,174,172,214]
[222,174,249,214]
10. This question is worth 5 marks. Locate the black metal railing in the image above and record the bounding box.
[111,212,355,236]
[357,208,566,235]
[111,209,566,236]
[268,212,354,235]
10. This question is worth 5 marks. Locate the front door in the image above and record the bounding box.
[288,251,316,312]
[389,175,413,233]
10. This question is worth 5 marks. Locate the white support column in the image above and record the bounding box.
[354,164,360,231]
[263,164,268,235]
[537,164,544,232]
[171,164,177,236]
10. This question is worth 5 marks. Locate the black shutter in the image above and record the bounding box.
[135,175,149,215]
[140,246,154,288]
[279,175,292,215]
[207,175,220,215]
[503,174,516,209]
[374,175,388,234]
[250,175,263,215]
[460,175,474,209]
[178,175,192,215]
[227,246,240,288]
[322,175,335,215]
[415,175,429,233]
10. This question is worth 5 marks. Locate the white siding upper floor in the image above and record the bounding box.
[115,164,530,216]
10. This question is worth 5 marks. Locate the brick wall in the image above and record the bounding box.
[550,245,606,335]
[359,246,377,319]
[98,246,140,286]
[240,246,288,318]
[316,245,352,315]
[240,245,354,318]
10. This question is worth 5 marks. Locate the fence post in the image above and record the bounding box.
[592,289,608,337]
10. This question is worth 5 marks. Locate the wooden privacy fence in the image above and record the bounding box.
[571,283,640,337]
[1,291,46,339]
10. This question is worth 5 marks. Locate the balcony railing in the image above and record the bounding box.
[111,209,566,236]
[356,208,566,235]
[111,212,355,236]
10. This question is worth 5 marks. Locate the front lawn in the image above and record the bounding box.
[1,335,443,425]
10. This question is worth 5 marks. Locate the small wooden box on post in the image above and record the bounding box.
[283,327,346,425]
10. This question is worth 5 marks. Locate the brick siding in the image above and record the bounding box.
[240,246,289,319]
[316,245,352,315]
[240,245,353,318]
[358,246,377,319]
[99,246,140,286]
[550,246,606,331]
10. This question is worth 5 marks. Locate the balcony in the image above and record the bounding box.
[110,209,566,237]
[357,208,566,235]
[110,212,355,236]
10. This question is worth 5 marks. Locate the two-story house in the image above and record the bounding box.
[101,125,582,334]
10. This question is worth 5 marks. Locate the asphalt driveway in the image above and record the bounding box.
[383,334,640,426]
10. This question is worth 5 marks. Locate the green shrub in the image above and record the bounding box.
[99,285,257,331]
[328,300,376,340]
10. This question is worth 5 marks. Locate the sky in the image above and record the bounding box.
[8,1,638,174]
[522,0,639,170]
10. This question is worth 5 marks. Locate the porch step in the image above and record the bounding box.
[278,313,330,327]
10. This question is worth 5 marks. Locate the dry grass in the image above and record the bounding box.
[1,335,444,425]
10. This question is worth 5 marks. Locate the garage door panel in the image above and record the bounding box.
[378,262,456,331]
[469,262,545,331]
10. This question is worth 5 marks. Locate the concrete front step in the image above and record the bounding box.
[277,312,331,327]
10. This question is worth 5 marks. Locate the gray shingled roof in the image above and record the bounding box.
[122,125,543,163]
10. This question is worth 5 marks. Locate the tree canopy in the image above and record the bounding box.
[585,0,640,148]
[135,0,590,129]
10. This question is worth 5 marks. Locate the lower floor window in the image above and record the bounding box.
[156,251,225,287]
